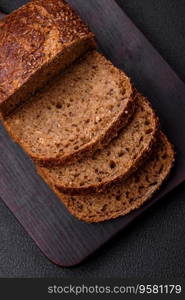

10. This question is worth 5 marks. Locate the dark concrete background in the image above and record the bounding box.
[0,0,185,278]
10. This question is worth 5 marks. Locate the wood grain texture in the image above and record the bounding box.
[0,0,185,266]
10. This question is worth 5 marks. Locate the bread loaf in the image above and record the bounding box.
[0,0,95,117]
[0,1,174,225]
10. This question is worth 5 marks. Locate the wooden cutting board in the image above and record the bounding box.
[0,0,185,266]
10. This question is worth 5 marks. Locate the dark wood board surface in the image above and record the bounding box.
[0,0,185,267]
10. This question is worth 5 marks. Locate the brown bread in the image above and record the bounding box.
[4,51,134,167]
[0,0,95,117]
[39,92,158,195]
[38,132,174,223]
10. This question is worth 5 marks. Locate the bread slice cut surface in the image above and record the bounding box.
[39,92,158,195]
[39,132,174,223]
[4,51,134,166]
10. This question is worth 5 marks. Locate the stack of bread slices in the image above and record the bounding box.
[1,0,174,223]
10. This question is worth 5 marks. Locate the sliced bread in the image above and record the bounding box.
[39,92,158,195]
[4,51,134,167]
[0,0,95,117]
[38,132,174,222]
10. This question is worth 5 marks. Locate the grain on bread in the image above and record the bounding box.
[0,0,95,117]
[38,132,174,222]
[39,92,158,195]
[4,51,135,167]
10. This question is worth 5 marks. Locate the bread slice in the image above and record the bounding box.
[4,51,134,167]
[0,0,95,117]
[38,132,174,223]
[39,92,158,195]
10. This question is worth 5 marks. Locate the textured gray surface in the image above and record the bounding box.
[0,0,185,277]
